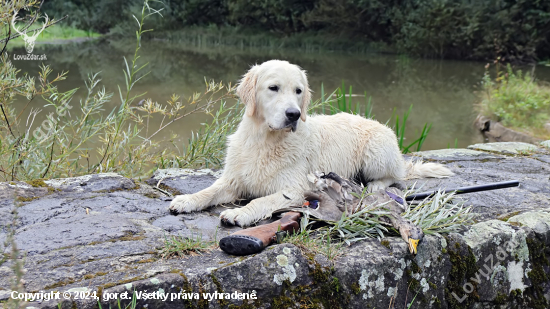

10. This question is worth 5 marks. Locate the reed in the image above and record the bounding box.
[0,0,236,182]
[319,81,431,154]
[313,186,474,246]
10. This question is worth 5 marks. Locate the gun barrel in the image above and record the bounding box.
[405,180,520,201]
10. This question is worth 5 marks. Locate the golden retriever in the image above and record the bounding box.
[169,60,453,226]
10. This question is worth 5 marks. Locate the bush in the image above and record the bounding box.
[42,0,550,61]
[227,0,314,33]
[170,0,229,27]
[479,64,550,138]
[42,0,135,33]
[391,0,550,61]
[1,0,238,181]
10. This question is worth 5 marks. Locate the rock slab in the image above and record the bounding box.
[1,143,550,308]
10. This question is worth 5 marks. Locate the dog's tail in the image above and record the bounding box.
[405,160,454,180]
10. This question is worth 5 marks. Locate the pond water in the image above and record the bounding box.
[11,39,550,152]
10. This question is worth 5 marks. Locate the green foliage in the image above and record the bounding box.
[158,25,385,54]
[8,23,100,48]
[227,0,314,33]
[393,0,550,61]
[308,187,475,246]
[403,187,475,236]
[394,105,431,154]
[43,0,550,61]
[160,232,215,258]
[479,64,550,138]
[42,0,141,34]
[282,227,343,260]
[160,100,242,170]
[0,0,238,182]
[326,82,431,154]
[330,81,373,119]
[170,0,228,27]
[321,197,392,245]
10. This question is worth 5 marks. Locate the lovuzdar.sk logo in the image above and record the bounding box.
[11,9,48,60]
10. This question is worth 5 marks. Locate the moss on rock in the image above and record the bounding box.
[518,237,549,309]
[26,179,48,187]
[444,238,479,309]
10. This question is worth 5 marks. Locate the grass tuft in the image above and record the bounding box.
[403,185,476,236]
[282,228,343,261]
[159,233,216,258]
[312,185,474,246]
[9,23,101,49]
[315,81,432,154]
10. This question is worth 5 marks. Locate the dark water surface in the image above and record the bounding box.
[11,39,550,151]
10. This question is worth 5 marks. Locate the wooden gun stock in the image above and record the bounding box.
[219,212,301,256]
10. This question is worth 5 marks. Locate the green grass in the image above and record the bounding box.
[402,186,475,236]
[478,64,550,139]
[282,228,344,261]
[394,105,431,153]
[331,81,374,119]
[159,232,216,258]
[315,186,475,245]
[9,23,101,48]
[1,0,237,182]
[317,81,432,154]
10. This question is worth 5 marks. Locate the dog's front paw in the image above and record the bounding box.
[367,180,391,193]
[169,195,202,214]
[220,208,254,227]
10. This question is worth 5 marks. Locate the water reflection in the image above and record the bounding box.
[12,39,550,150]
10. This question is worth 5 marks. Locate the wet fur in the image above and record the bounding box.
[169,60,453,226]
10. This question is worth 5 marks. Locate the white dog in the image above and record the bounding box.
[169,60,453,226]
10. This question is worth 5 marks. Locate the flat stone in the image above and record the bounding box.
[1,150,550,308]
[0,290,11,301]
[508,211,550,244]
[461,220,533,299]
[411,148,502,161]
[14,214,141,255]
[462,220,529,260]
[45,173,136,192]
[404,156,550,221]
[532,154,550,164]
[151,215,188,233]
[467,142,539,155]
[146,168,220,195]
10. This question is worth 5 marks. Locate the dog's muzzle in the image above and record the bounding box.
[285,108,300,132]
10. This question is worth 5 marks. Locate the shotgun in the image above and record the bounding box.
[405,180,520,202]
[219,180,520,255]
[219,212,301,256]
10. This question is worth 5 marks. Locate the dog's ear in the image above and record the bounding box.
[299,69,311,122]
[237,65,260,117]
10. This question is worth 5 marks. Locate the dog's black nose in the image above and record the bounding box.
[285,108,301,122]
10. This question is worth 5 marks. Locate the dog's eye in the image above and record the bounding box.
[269,85,279,92]
[296,88,302,94]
